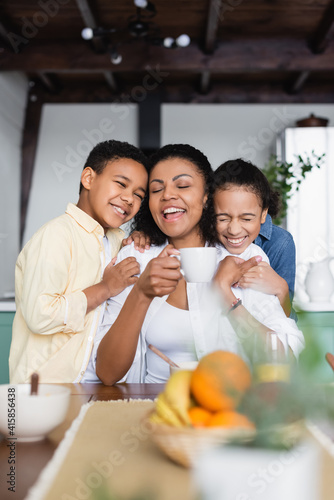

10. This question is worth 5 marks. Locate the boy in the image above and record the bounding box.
[9,140,148,383]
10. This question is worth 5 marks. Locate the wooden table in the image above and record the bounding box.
[0,383,164,500]
[1,383,334,500]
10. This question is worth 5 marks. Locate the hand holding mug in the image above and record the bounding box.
[137,245,182,299]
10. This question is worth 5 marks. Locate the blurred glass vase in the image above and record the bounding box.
[253,332,290,384]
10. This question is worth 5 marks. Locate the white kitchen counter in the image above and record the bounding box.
[294,300,334,312]
[0,301,16,312]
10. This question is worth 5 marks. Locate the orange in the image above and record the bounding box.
[207,410,255,429]
[190,350,252,412]
[188,406,213,427]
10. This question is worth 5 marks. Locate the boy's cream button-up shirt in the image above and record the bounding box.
[9,203,124,383]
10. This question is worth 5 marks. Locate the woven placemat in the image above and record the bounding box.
[25,400,193,500]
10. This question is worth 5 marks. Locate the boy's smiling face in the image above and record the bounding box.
[79,158,148,231]
[214,186,268,255]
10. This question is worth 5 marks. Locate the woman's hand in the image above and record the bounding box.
[136,245,182,300]
[122,231,150,253]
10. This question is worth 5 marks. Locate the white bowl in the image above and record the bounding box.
[0,384,71,442]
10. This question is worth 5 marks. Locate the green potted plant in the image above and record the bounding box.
[263,151,325,225]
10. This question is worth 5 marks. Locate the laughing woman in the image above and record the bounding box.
[92,144,259,385]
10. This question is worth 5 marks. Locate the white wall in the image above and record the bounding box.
[0,72,28,298]
[23,103,139,245]
[162,104,334,170]
[4,95,334,296]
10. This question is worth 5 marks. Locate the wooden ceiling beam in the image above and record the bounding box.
[27,81,334,105]
[286,71,311,94]
[75,0,107,53]
[103,71,118,92]
[165,84,334,104]
[200,70,211,94]
[37,72,61,93]
[2,39,334,72]
[309,0,334,53]
[204,0,222,53]
[0,20,17,52]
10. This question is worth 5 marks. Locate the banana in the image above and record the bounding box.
[164,370,193,426]
[148,411,168,425]
[155,392,184,427]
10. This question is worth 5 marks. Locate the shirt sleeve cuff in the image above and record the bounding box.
[62,291,87,332]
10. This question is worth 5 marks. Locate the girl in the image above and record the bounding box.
[212,158,304,357]
[214,159,294,317]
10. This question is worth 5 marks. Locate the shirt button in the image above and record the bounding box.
[88,336,92,342]
[81,371,84,375]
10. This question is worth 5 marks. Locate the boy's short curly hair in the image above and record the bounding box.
[79,140,148,193]
[132,144,218,246]
[214,158,281,218]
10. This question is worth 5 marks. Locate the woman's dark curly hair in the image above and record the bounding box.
[132,144,218,246]
[213,158,281,218]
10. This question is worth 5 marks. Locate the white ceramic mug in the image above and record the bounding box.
[178,247,217,283]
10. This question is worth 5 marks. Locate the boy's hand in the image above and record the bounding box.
[122,231,151,253]
[102,257,140,297]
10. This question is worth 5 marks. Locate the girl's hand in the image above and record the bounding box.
[236,261,285,295]
[136,245,182,299]
[236,262,291,315]
[122,231,150,253]
[102,257,140,297]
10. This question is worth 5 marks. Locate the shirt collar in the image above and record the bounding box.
[259,214,273,240]
[65,203,124,240]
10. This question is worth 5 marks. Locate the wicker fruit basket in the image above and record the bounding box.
[149,421,256,468]
[148,417,304,468]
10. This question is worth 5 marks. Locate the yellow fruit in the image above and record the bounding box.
[155,393,184,427]
[164,370,193,425]
[148,412,167,425]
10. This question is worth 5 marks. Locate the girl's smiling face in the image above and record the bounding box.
[149,157,208,247]
[214,186,268,255]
